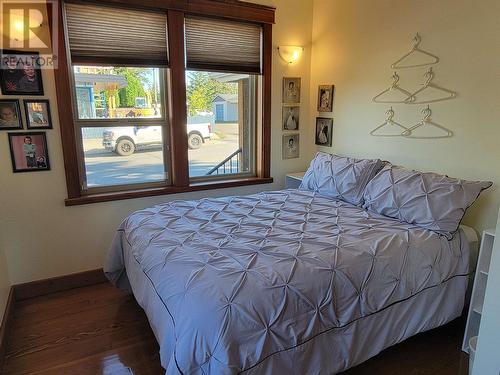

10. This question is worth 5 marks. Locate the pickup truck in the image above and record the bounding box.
[102,120,212,156]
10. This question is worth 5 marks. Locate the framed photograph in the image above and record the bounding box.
[0,99,22,130]
[282,106,299,131]
[8,132,50,172]
[24,100,53,129]
[315,117,333,147]
[317,85,334,112]
[282,134,299,159]
[282,77,301,104]
[0,50,44,95]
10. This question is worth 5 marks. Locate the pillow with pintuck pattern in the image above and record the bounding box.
[362,164,492,238]
[299,152,384,206]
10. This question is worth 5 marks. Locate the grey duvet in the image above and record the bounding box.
[105,189,470,374]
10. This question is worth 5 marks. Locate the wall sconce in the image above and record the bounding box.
[277,45,304,64]
[4,8,46,48]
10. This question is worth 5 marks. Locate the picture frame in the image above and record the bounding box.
[0,99,23,130]
[317,85,334,112]
[24,100,53,129]
[282,77,301,104]
[315,117,333,147]
[8,132,51,172]
[282,106,300,131]
[0,50,44,96]
[282,134,299,159]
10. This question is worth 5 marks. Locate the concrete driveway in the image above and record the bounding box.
[82,125,239,187]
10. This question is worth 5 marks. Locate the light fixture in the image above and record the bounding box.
[277,45,304,64]
[9,9,25,42]
[6,8,45,43]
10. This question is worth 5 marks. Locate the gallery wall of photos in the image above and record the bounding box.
[281,77,335,160]
[315,84,334,147]
[0,51,52,173]
[281,77,301,160]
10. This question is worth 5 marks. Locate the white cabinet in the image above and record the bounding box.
[462,228,496,353]
[285,172,305,189]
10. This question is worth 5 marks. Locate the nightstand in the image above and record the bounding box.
[285,172,306,189]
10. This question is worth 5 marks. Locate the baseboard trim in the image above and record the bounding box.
[0,287,15,371]
[13,269,108,301]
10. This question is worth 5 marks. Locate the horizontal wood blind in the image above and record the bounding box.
[185,16,262,74]
[65,2,168,66]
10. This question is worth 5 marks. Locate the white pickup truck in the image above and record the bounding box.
[102,119,212,156]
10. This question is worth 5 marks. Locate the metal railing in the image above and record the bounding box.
[206,148,242,175]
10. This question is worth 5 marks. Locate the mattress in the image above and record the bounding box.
[105,189,472,374]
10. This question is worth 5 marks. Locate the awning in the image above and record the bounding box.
[74,73,127,91]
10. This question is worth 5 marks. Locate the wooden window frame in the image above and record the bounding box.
[54,0,274,206]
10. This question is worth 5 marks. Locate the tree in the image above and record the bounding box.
[115,68,147,108]
[186,71,238,116]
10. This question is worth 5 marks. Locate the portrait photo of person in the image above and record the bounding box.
[315,117,333,147]
[24,100,53,129]
[317,85,334,112]
[0,100,23,130]
[282,106,300,131]
[0,51,44,95]
[282,77,301,104]
[282,134,299,159]
[8,132,50,172]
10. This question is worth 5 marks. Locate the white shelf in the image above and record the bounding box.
[462,229,496,354]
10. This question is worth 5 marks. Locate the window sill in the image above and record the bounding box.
[64,177,274,206]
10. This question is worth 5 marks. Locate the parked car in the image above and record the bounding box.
[102,121,212,156]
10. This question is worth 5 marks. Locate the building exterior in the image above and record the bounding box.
[212,94,238,122]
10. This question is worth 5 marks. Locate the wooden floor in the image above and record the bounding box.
[2,282,469,375]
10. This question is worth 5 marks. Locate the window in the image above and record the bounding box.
[73,66,163,120]
[186,70,258,179]
[74,66,167,189]
[56,0,274,205]
[64,3,169,192]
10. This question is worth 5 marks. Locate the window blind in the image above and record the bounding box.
[65,2,168,66]
[185,17,262,74]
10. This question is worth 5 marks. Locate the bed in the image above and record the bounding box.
[105,188,478,375]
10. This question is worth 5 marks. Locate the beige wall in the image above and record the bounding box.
[310,0,500,234]
[0,247,10,323]
[0,0,314,284]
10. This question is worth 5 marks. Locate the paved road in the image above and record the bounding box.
[83,130,239,187]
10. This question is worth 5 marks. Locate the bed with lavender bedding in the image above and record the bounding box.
[105,188,475,375]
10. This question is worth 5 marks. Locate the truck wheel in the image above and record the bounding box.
[188,133,203,150]
[116,139,135,156]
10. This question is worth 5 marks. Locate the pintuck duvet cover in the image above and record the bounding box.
[105,189,471,375]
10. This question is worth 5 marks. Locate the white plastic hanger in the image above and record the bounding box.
[391,33,440,69]
[402,106,453,139]
[370,107,409,137]
[405,67,457,104]
[372,72,414,103]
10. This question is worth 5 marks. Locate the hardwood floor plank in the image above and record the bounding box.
[24,341,163,375]
[3,284,159,375]
[13,283,123,326]
[8,300,149,353]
